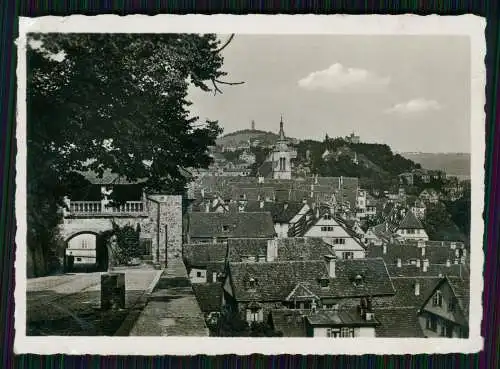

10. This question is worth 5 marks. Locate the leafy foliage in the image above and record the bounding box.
[27,33,236,275]
[108,223,141,266]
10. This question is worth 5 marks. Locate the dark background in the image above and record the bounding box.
[1,1,498,368]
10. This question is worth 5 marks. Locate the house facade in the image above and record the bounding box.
[303,211,366,259]
[418,277,469,338]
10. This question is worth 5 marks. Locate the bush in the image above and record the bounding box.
[106,223,140,266]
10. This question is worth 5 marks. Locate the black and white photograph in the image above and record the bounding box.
[15,15,485,355]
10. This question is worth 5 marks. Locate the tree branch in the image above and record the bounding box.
[214,79,245,86]
[216,34,235,53]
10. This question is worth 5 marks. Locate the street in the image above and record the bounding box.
[26,267,161,336]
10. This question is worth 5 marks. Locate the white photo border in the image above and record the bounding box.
[15,14,486,355]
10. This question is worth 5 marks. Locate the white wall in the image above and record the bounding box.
[312,326,375,337]
[274,223,289,238]
[354,327,376,337]
[189,268,207,283]
[397,228,429,241]
[305,216,365,258]
[67,233,97,264]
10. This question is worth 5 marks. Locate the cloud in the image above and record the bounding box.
[297,63,390,92]
[385,98,442,114]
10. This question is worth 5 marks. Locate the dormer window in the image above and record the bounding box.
[324,214,332,220]
[222,225,230,232]
[353,274,364,287]
[248,277,257,290]
[319,277,329,288]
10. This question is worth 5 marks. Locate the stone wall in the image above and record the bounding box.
[60,194,183,266]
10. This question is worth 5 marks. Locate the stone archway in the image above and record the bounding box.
[64,231,109,273]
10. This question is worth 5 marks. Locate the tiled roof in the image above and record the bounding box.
[275,237,333,261]
[269,309,307,337]
[374,307,425,337]
[366,241,463,265]
[447,277,470,320]
[228,258,394,302]
[386,263,467,278]
[306,308,379,327]
[398,211,425,230]
[227,238,268,262]
[187,212,276,239]
[244,201,305,223]
[192,283,223,313]
[373,277,443,309]
[182,243,228,268]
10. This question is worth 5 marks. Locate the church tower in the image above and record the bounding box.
[271,116,296,180]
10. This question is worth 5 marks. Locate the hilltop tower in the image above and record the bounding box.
[251,120,255,130]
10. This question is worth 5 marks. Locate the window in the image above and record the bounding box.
[222,225,230,232]
[246,308,263,322]
[334,238,346,245]
[324,214,332,220]
[432,291,443,307]
[320,278,329,288]
[248,278,256,290]
[426,316,438,332]
[342,252,354,260]
[341,327,354,337]
[407,229,415,234]
[321,226,334,232]
[326,328,340,337]
[196,271,202,278]
[327,328,354,337]
[81,239,88,249]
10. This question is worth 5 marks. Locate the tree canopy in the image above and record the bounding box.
[27,33,238,275]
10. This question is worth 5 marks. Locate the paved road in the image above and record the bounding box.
[26,267,161,336]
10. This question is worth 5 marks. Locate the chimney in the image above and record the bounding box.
[205,202,210,213]
[258,176,264,184]
[422,259,429,272]
[201,188,205,198]
[212,272,217,282]
[266,238,278,262]
[324,254,336,278]
[284,202,289,211]
[396,258,402,268]
[260,200,265,209]
[315,174,319,184]
[382,244,387,254]
[446,259,451,268]
[421,246,426,257]
[416,259,421,268]
[414,281,421,296]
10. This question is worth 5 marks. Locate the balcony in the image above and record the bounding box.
[67,200,147,217]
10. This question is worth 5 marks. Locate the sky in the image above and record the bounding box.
[187,34,471,153]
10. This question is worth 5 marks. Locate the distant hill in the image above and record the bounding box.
[401,152,470,177]
[216,129,294,147]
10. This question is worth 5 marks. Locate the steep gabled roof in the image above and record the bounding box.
[447,277,470,320]
[398,210,425,230]
[419,276,470,324]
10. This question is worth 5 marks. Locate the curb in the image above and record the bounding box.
[113,269,164,336]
